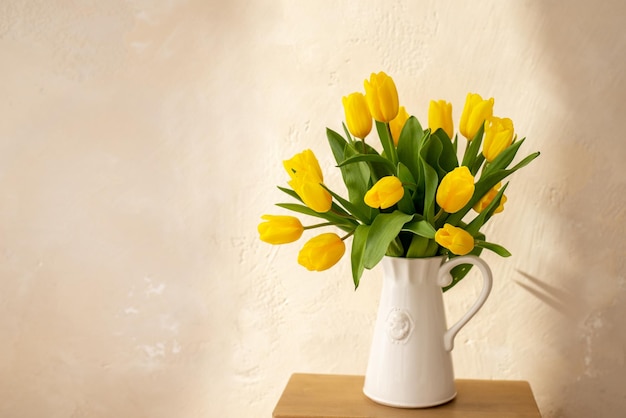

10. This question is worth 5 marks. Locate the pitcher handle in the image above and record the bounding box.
[437,255,492,352]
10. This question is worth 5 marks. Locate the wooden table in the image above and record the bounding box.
[273,373,542,418]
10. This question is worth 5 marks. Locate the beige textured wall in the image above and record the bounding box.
[1,1,625,417]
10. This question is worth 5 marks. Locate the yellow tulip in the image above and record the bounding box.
[283,149,324,182]
[473,182,507,214]
[364,176,405,209]
[459,93,494,140]
[435,224,475,255]
[258,215,304,244]
[364,71,399,122]
[483,117,514,162]
[428,100,454,139]
[298,233,346,271]
[288,174,333,213]
[342,92,372,139]
[436,166,475,213]
[389,106,410,146]
[284,150,332,213]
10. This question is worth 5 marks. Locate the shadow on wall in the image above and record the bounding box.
[518,0,626,416]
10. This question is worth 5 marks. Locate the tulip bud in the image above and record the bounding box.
[364,176,405,209]
[364,71,399,123]
[258,215,304,244]
[342,92,372,139]
[288,174,333,213]
[283,149,324,182]
[483,117,514,162]
[389,106,410,146]
[428,100,454,139]
[473,182,507,214]
[298,233,346,271]
[284,150,332,213]
[436,166,475,213]
[435,224,475,255]
[459,93,494,140]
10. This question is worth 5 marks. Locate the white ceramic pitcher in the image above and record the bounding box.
[363,255,492,408]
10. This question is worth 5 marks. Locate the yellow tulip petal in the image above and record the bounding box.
[436,166,475,213]
[459,93,494,140]
[258,215,304,244]
[389,106,410,146]
[364,71,399,123]
[342,92,372,139]
[364,176,404,209]
[435,224,474,255]
[483,117,514,162]
[428,100,454,139]
[298,233,346,271]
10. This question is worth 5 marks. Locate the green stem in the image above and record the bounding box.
[304,222,334,230]
[386,123,399,167]
[479,160,490,178]
[461,138,472,166]
[433,208,445,223]
[341,230,356,241]
[330,209,357,220]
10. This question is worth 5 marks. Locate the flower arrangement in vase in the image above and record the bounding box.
[258,71,539,290]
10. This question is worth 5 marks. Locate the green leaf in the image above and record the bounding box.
[419,136,440,222]
[397,116,424,178]
[375,121,398,167]
[471,153,486,176]
[337,153,396,173]
[397,117,427,212]
[275,203,357,232]
[277,185,351,217]
[475,240,512,257]
[277,185,301,200]
[481,138,526,177]
[422,132,445,177]
[327,128,373,210]
[422,163,438,221]
[483,138,526,174]
[386,236,405,257]
[351,224,370,289]
[321,184,371,224]
[401,219,436,238]
[396,162,416,213]
[420,130,461,223]
[363,211,414,269]
[465,183,509,236]
[341,122,354,144]
[430,129,458,175]
[461,124,485,174]
[359,142,391,180]
[445,151,540,226]
[327,128,349,163]
[343,144,372,201]
[275,202,318,217]
[509,151,540,172]
[406,235,439,258]
[397,162,416,191]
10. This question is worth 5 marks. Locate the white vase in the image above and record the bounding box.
[363,255,492,408]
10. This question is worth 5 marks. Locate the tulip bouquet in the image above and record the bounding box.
[258,72,539,290]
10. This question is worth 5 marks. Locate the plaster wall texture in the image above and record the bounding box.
[0,1,625,417]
